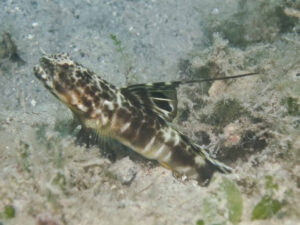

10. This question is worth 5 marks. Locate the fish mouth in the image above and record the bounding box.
[33,64,46,80]
[34,56,53,77]
[34,56,56,90]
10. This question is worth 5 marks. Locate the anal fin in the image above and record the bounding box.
[76,127,117,162]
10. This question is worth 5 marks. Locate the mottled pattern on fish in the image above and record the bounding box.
[34,53,236,185]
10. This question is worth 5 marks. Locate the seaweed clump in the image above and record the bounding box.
[204,98,247,127]
[0,32,25,65]
[201,1,298,47]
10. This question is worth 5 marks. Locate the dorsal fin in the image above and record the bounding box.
[121,72,259,122]
[120,82,178,122]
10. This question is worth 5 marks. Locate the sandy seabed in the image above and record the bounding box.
[0,1,300,225]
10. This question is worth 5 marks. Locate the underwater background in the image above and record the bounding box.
[0,0,300,224]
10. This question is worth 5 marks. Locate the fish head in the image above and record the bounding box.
[34,53,99,114]
[34,53,77,92]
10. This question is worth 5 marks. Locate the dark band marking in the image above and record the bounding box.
[120,119,139,140]
[133,123,156,148]
[116,108,131,122]
[171,144,195,167]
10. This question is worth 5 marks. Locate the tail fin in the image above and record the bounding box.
[192,143,232,186]
[194,143,233,174]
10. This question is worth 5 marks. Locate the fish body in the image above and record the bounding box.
[34,53,236,185]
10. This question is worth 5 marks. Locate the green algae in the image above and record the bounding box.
[110,34,124,54]
[0,205,15,219]
[200,178,243,225]
[110,33,136,84]
[265,176,279,192]
[222,177,243,224]
[251,196,283,220]
[52,172,67,193]
[196,219,205,225]
[286,97,300,116]
[19,140,32,173]
[251,176,283,220]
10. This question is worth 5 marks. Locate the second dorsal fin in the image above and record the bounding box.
[121,72,259,122]
[121,82,178,122]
